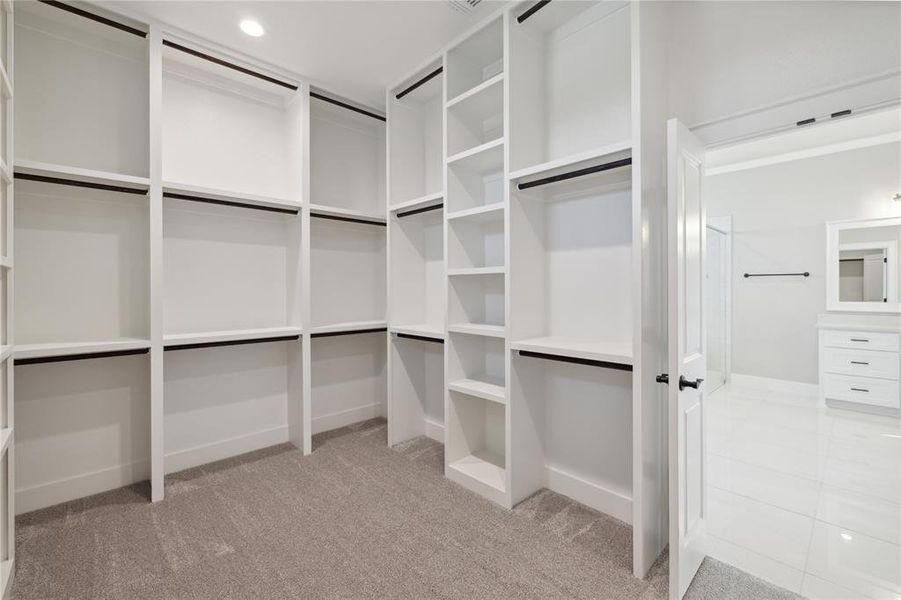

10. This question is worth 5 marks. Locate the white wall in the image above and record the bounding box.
[707,140,901,384]
[667,1,901,141]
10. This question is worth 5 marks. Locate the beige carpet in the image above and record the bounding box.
[12,419,802,600]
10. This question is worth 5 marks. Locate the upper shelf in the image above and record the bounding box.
[163,181,300,214]
[508,141,632,183]
[14,160,150,193]
[510,336,633,366]
[15,338,152,362]
[163,326,302,349]
[309,204,386,225]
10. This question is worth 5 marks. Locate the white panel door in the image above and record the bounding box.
[666,118,707,600]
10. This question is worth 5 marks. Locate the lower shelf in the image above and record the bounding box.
[447,451,506,493]
[448,377,505,404]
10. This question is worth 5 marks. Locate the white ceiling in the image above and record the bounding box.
[100,0,505,109]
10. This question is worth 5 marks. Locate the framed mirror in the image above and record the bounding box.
[827,217,901,312]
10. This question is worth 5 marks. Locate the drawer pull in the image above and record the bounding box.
[850,338,870,343]
[850,361,870,365]
[850,387,870,393]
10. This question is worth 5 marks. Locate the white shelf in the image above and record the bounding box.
[448,324,506,338]
[15,160,150,192]
[163,327,302,348]
[446,138,505,172]
[448,377,506,404]
[0,159,11,184]
[511,336,633,366]
[0,345,11,362]
[446,203,504,222]
[509,140,632,183]
[0,428,11,457]
[309,320,388,336]
[389,323,445,340]
[0,61,12,99]
[309,204,386,224]
[389,192,444,214]
[448,267,505,276]
[446,72,504,110]
[0,256,11,269]
[163,181,300,213]
[447,451,506,492]
[15,338,152,361]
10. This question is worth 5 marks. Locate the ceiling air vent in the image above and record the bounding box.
[447,0,482,14]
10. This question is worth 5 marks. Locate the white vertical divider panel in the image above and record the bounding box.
[385,85,396,446]
[501,11,513,506]
[298,82,312,455]
[147,24,164,503]
[2,0,14,591]
[631,0,669,578]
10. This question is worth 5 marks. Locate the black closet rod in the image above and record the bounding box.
[311,212,386,227]
[163,192,299,215]
[517,157,632,190]
[164,335,300,352]
[517,0,552,24]
[14,172,148,195]
[396,203,443,218]
[17,348,149,366]
[517,350,633,372]
[310,92,387,123]
[311,328,387,339]
[743,272,810,278]
[396,333,444,345]
[395,67,443,100]
[39,0,147,38]
[162,40,298,91]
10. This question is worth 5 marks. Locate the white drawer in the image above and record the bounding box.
[824,347,900,380]
[823,330,900,352]
[823,373,900,408]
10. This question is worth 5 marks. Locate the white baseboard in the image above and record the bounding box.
[729,373,819,402]
[16,459,150,515]
[545,465,633,525]
[164,425,290,474]
[16,426,292,515]
[424,417,444,443]
[312,403,383,434]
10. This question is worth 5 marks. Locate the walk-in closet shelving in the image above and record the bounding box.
[508,0,631,175]
[0,0,12,591]
[12,1,152,514]
[161,36,305,475]
[442,15,511,506]
[386,63,447,446]
[384,0,670,578]
[308,89,388,436]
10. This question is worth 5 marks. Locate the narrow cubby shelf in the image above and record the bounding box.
[309,204,386,224]
[446,138,504,213]
[389,63,443,207]
[16,1,149,177]
[448,267,505,276]
[447,376,506,404]
[509,0,630,173]
[446,203,504,221]
[446,137,504,168]
[447,449,506,493]
[446,72,504,158]
[447,324,505,338]
[446,17,504,100]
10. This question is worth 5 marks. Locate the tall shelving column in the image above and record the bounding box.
[442,17,510,507]
[386,62,446,446]
[307,90,388,437]
[0,0,13,591]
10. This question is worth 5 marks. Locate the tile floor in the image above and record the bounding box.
[704,378,901,599]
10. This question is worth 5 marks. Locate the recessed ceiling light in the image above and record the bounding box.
[240,19,264,37]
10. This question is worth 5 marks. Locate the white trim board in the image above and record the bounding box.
[312,403,384,435]
[545,465,633,525]
[164,425,291,474]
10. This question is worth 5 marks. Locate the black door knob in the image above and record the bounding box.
[679,376,704,391]
[656,374,669,384]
